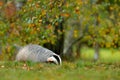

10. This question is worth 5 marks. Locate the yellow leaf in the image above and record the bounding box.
[42,10,46,16]
[74,30,78,38]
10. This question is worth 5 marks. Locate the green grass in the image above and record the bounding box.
[0,61,120,80]
[81,47,120,62]
[0,48,120,80]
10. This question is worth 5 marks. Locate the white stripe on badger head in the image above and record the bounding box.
[53,54,62,65]
[47,54,62,65]
[57,55,62,65]
[47,56,58,65]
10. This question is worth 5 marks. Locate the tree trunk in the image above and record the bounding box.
[63,27,74,57]
[54,17,64,55]
[94,43,99,61]
[0,45,2,54]
[76,42,81,59]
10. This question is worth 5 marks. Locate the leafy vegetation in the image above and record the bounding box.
[0,0,120,60]
[0,0,120,79]
[0,2,120,80]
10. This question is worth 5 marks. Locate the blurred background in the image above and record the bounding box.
[0,0,120,62]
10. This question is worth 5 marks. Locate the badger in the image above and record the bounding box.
[16,44,62,65]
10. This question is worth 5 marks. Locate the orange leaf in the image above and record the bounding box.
[0,1,3,6]
[61,13,70,18]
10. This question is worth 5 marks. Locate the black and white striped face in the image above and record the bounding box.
[47,55,62,65]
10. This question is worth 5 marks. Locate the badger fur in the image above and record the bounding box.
[16,44,62,65]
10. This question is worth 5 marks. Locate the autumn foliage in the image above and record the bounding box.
[0,0,120,60]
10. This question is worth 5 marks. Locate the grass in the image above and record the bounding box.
[0,61,120,80]
[81,47,120,62]
[0,48,120,80]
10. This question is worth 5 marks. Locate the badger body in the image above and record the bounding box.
[16,44,62,65]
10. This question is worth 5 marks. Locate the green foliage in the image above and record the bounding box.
[66,0,120,48]
[0,0,66,60]
[0,0,120,60]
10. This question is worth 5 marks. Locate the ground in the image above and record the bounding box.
[0,48,120,80]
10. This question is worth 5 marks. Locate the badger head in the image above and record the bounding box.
[47,55,62,65]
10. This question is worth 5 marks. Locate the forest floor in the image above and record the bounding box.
[0,48,120,80]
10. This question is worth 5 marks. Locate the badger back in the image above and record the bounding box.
[16,44,57,62]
